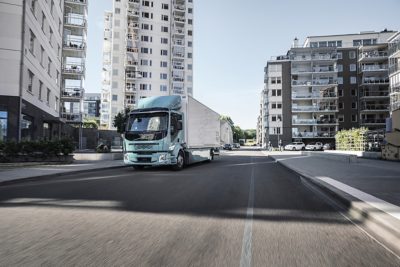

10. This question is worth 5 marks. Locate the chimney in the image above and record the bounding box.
[292,37,299,48]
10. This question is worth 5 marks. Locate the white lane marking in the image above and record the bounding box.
[240,159,255,267]
[316,176,400,221]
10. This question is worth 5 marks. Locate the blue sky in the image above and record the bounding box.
[86,0,400,129]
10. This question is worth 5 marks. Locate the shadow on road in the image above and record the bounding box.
[0,152,353,225]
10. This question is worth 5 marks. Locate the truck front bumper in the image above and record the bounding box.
[124,152,176,166]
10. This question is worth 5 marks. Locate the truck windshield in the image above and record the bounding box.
[125,112,168,141]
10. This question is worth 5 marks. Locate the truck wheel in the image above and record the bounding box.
[173,151,185,171]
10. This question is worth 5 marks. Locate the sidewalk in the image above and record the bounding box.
[262,151,400,254]
[0,160,126,185]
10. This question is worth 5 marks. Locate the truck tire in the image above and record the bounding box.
[172,151,185,171]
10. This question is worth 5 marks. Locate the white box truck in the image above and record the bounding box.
[123,95,222,170]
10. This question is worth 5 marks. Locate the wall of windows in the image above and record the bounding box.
[0,110,7,141]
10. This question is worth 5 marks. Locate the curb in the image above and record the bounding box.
[271,156,400,256]
[0,165,129,187]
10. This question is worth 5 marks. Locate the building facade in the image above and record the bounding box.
[259,30,397,148]
[100,0,194,129]
[0,0,87,142]
[388,32,400,113]
[83,93,100,119]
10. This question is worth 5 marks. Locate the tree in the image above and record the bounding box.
[244,129,256,140]
[83,119,98,129]
[113,108,131,134]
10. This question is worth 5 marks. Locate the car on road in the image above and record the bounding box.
[305,142,323,151]
[284,142,305,151]
[223,144,233,150]
[232,143,240,149]
[323,143,335,150]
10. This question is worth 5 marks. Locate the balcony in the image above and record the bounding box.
[292,106,318,112]
[172,52,185,59]
[126,46,139,54]
[126,71,141,80]
[360,103,390,112]
[126,83,136,92]
[173,4,186,12]
[173,63,184,70]
[127,22,139,30]
[292,132,335,138]
[65,0,87,5]
[62,63,85,75]
[173,77,184,82]
[125,59,138,68]
[62,87,83,100]
[63,36,85,51]
[359,51,388,62]
[389,63,400,75]
[127,9,139,17]
[292,79,337,87]
[61,112,82,122]
[360,77,389,85]
[173,27,185,36]
[64,14,86,28]
[292,119,317,125]
[127,0,139,6]
[360,90,389,99]
[360,64,388,73]
[174,14,185,23]
[360,119,386,125]
[389,40,400,57]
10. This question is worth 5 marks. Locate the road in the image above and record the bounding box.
[0,149,399,266]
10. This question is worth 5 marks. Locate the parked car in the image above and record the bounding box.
[223,144,233,150]
[284,142,305,151]
[323,143,335,150]
[305,142,323,151]
[233,143,240,149]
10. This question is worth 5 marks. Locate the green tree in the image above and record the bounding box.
[113,108,131,134]
[244,129,256,140]
[83,119,98,129]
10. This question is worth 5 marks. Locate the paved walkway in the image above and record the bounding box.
[0,160,126,184]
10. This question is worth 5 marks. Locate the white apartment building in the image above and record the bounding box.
[100,0,194,129]
[61,0,88,124]
[388,32,400,112]
[0,0,64,141]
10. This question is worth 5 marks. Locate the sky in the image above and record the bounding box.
[85,0,400,129]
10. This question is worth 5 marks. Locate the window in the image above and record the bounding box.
[161,37,168,44]
[0,110,8,141]
[349,51,356,59]
[141,23,150,30]
[353,40,362,46]
[113,56,119,63]
[338,115,344,122]
[338,89,343,97]
[141,35,150,42]
[350,76,357,84]
[337,64,343,72]
[160,61,167,67]
[31,0,37,15]
[188,41,192,47]
[115,8,120,14]
[161,49,168,56]
[350,64,356,72]
[142,12,150,19]
[160,73,167,80]
[161,15,168,21]
[352,102,357,109]
[161,26,168,33]
[188,19,193,25]
[339,102,344,109]
[38,80,43,100]
[351,114,357,122]
[49,28,53,46]
[41,12,46,31]
[270,77,282,84]
[56,70,59,85]
[187,64,192,70]
[50,0,54,15]
[40,46,44,67]
[54,96,58,111]
[188,8,193,13]
[337,77,343,84]
[112,69,118,76]
[112,95,118,101]
[46,88,50,104]
[188,30,192,36]
[29,30,35,54]
[162,3,168,9]
[114,20,120,27]
[47,57,52,76]
[142,0,150,6]
[141,47,151,54]
[188,52,192,58]
[160,85,167,91]
[28,70,34,92]
[351,89,357,96]
[337,52,342,59]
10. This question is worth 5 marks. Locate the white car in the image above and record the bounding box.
[305,142,323,151]
[284,142,305,151]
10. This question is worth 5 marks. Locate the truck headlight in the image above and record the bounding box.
[159,154,167,162]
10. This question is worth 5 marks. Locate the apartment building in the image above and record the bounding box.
[260,30,397,148]
[100,0,194,129]
[61,0,88,125]
[388,32,400,113]
[0,0,64,141]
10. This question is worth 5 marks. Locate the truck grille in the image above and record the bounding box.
[137,157,152,163]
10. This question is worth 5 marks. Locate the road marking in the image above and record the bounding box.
[240,158,255,267]
[316,176,400,221]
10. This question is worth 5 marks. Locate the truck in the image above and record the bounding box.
[123,95,222,170]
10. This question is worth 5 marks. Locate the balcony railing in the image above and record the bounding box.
[127,10,139,17]
[359,51,388,60]
[126,47,139,53]
[292,79,338,86]
[62,87,83,99]
[173,77,184,82]
[389,40,400,56]
[62,63,85,74]
[61,112,82,122]
[126,72,141,79]
[173,64,184,70]
[360,119,386,124]
[361,77,389,85]
[174,28,185,35]
[391,102,400,112]
[389,63,400,74]
[64,14,86,27]
[291,54,338,61]
[360,104,390,111]
[360,91,389,98]
[173,52,185,58]
[292,132,335,138]
[361,64,388,72]
[63,36,85,50]
[292,119,317,125]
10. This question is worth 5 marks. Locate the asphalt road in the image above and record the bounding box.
[0,149,399,266]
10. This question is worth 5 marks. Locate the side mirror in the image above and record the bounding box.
[177,121,183,131]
